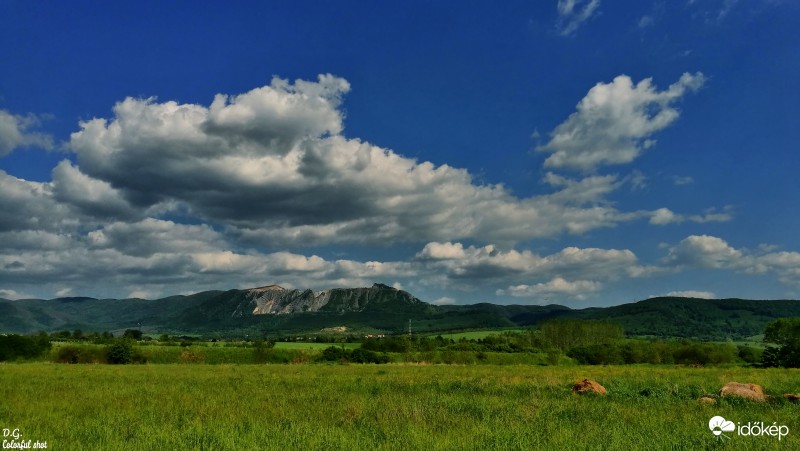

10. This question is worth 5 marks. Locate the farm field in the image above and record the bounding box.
[1,363,798,450]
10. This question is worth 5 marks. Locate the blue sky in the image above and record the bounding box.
[1,0,798,306]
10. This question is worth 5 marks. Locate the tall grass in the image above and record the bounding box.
[1,364,798,449]
[273,341,361,351]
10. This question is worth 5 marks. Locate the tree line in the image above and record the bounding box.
[2,317,800,367]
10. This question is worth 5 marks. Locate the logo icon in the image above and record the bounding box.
[709,416,735,440]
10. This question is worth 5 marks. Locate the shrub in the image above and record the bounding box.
[737,345,762,365]
[361,336,412,353]
[55,346,85,364]
[106,340,134,364]
[440,350,477,365]
[350,348,390,364]
[567,344,623,365]
[319,346,389,364]
[122,329,143,340]
[321,346,349,362]
[55,345,107,364]
[0,334,51,361]
[673,342,737,365]
[762,318,800,368]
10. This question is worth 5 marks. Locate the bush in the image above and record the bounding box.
[566,340,738,366]
[319,346,389,364]
[350,348,390,364]
[440,350,477,365]
[568,344,623,365]
[762,318,800,368]
[761,346,781,368]
[321,346,350,362]
[106,340,135,364]
[55,345,106,364]
[362,336,412,353]
[0,334,51,361]
[55,345,82,364]
[122,329,143,340]
[673,342,737,365]
[737,345,763,365]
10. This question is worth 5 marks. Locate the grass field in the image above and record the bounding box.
[1,363,798,450]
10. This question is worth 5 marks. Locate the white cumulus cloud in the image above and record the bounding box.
[665,235,800,287]
[432,297,457,306]
[662,290,716,299]
[499,277,602,300]
[0,74,742,301]
[649,207,732,225]
[63,74,671,247]
[666,235,743,268]
[537,72,705,171]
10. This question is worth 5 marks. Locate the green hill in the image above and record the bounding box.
[2,288,799,340]
[570,296,800,340]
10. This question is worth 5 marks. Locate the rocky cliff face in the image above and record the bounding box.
[239,283,420,315]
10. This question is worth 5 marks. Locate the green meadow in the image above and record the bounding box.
[2,363,798,450]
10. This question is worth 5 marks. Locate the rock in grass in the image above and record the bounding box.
[719,382,766,402]
[698,396,717,405]
[572,379,606,395]
[783,393,800,403]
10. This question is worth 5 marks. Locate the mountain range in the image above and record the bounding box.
[2,283,799,340]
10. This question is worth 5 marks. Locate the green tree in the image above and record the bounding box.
[321,346,350,362]
[0,334,51,361]
[122,329,143,340]
[762,318,800,368]
[106,339,134,364]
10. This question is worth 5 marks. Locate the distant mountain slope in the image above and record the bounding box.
[173,283,438,333]
[571,297,800,340]
[2,287,799,340]
[0,291,223,333]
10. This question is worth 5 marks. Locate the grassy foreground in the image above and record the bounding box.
[1,364,799,450]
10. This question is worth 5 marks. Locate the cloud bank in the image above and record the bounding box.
[62,74,694,247]
[1,73,785,303]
